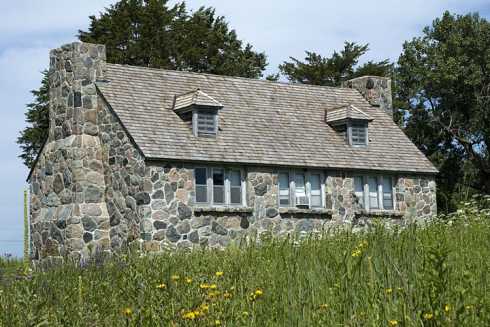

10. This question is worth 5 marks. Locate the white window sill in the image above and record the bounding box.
[193,206,253,214]
[278,207,333,215]
[354,209,403,218]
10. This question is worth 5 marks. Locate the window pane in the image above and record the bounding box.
[351,123,367,146]
[196,185,207,203]
[197,112,216,135]
[230,187,241,204]
[195,168,207,185]
[383,177,393,210]
[310,174,322,208]
[295,173,307,206]
[354,176,364,208]
[230,171,241,186]
[368,176,379,209]
[279,172,289,206]
[213,169,224,204]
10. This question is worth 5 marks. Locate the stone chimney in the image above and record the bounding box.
[30,42,110,263]
[342,76,393,117]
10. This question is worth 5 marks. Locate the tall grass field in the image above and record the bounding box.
[1,205,489,326]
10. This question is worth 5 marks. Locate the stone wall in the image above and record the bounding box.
[29,43,110,262]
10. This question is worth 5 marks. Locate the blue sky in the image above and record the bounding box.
[1,0,488,257]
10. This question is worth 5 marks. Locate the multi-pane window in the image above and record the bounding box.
[194,168,243,206]
[195,112,217,136]
[354,176,394,211]
[350,122,367,146]
[278,171,324,208]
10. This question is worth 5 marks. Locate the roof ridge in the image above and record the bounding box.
[105,63,361,93]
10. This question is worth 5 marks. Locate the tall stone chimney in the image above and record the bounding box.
[30,42,110,263]
[342,76,393,117]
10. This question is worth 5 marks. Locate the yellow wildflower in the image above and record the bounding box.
[214,320,221,326]
[210,284,218,290]
[121,307,133,317]
[255,288,263,296]
[199,303,209,313]
[185,277,193,284]
[171,275,180,282]
[445,304,451,313]
[200,283,210,289]
[215,271,224,277]
[465,305,473,310]
[423,312,433,320]
[319,304,329,310]
[388,320,398,326]
[385,288,393,295]
[242,311,249,317]
[223,291,232,299]
[182,311,197,320]
[156,283,166,289]
[351,249,362,257]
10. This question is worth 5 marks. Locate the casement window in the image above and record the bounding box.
[278,171,325,208]
[194,167,245,206]
[348,121,368,146]
[353,175,395,211]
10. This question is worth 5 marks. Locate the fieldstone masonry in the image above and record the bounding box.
[28,42,437,263]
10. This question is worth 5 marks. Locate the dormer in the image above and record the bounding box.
[325,104,373,147]
[173,89,223,137]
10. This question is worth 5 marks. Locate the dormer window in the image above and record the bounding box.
[325,104,372,147]
[173,89,223,137]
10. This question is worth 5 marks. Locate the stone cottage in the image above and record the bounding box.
[27,42,437,262]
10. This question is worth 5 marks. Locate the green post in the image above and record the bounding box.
[23,189,29,269]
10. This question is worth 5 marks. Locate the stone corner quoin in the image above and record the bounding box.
[27,42,437,264]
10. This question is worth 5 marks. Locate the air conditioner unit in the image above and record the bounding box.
[295,196,309,207]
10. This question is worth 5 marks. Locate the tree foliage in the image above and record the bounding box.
[279,42,391,86]
[19,0,267,168]
[397,11,490,212]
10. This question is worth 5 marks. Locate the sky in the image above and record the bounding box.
[1,0,488,257]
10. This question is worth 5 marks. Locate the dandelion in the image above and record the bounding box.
[254,288,263,297]
[385,288,393,295]
[445,304,451,313]
[223,291,232,299]
[185,277,193,284]
[156,283,166,289]
[182,311,197,320]
[319,304,329,310]
[215,271,224,277]
[214,320,221,326]
[388,319,398,326]
[351,249,362,257]
[171,275,180,282]
[423,312,433,320]
[200,283,210,289]
[121,307,133,318]
[199,303,209,313]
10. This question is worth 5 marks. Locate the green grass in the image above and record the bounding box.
[1,210,489,326]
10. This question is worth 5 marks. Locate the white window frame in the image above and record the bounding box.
[347,121,368,147]
[194,167,246,207]
[277,170,325,209]
[353,175,395,211]
[192,109,218,137]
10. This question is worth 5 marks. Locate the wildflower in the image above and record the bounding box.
[385,288,393,295]
[215,271,224,277]
[121,307,133,318]
[254,288,263,297]
[156,283,166,289]
[182,311,197,320]
[465,305,473,310]
[200,283,210,289]
[351,249,362,257]
[423,312,433,320]
[388,320,398,326]
[214,320,221,326]
[445,304,451,313]
[223,291,232,299]
[208,291,221,298]
[185,277,193,284]
[171,275,180,282]
[210,284,218,290]
[242,311,249,317]
[319,304,329,310]
[199,303,209,313]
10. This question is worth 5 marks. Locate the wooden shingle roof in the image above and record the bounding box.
[173,89,223,113]
[97,64,437,174]
[326,104,373,124]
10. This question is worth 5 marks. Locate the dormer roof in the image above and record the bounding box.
[173,89,223,113]
[325,104,373,125]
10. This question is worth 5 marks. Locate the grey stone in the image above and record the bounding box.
[83,232,93,243]
[140,219,153,233]
[211,221,228,235]
[176,221,190,234]
[53,173,64,194]
[240,216,250,229]
[177,202,192,220]
[152,190,164,199]
[135,192,150,205]
[164,183,174,202]
[153,230,166,241]
[84,185,103,203]
[81,216,97,232]
[266,207,278,218]
[153,221,167,230]
[188,230,199,244]
[254,183,267,196]
[44,192,61,207]
[166,226,180,243]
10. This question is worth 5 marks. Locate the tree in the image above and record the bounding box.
[19,0,267,168]
[397,11,490,211]
[17,71,50,168]
[279,42,391,86]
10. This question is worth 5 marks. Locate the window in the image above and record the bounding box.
[194,168,244,206]
[194,111,217,137]
[350,122,367,146]
[278,171,324,209]
[278,172,290,207]
[354,176,394,211]
[195,168,208,203]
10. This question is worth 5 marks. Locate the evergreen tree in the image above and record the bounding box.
[19,0,267,168]
[279,42,391,86]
